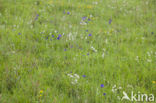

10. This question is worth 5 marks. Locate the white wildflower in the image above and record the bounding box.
[69,24,72,28]
[67,74,73,78]
[102,52,105,58]
[135,56,139,62]
[80,21,87,25]
[147,59,152,62]
[54,30,58,33]
[119,86,122,89]
[112,85,116,89]
[85,36,87,39]
[67,73,80,85]
[91,46,97,52]
[90,14,93,18]
[74,74,80,79]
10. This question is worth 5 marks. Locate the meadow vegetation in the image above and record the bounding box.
[0,0,156,103]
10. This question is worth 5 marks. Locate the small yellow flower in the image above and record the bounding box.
[39,90,43,94]
[152,81,155,84]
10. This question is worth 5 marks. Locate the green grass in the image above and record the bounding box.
[0,0,156,103]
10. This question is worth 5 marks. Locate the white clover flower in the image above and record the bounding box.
[67,73,80,85]
[91,46,97,52]
[71,79,78,84]
[112,85,116,89]
[112,88,117,93]
[80,21,87,25]
[112,85,122,93]
[74,74,80,79]
[67,74,73,78]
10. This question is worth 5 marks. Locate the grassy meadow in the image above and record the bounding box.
[0,0,156,103]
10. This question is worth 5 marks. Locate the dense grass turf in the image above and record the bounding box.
[0,0,156,103]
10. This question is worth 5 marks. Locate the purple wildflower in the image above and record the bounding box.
[52,35,54,37]
[151,32,154,35]
[86,30,88,32]
[87,53,89,55]
[46,36,49,40]
[18,33,21,35]
[88,18,91,21]
[109,19,112,24]
[101,84,104,88]
[82,75,86,77]
[64,49,67,51]
[67,12,70,15]
[58,34,62,37]
[82,16,87,21]
[57,34,62,40]
[35,14,39,20]
[88,34,92,36]
[103,93,106,96]
[57,37,60,40]
[70,45,73,48]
